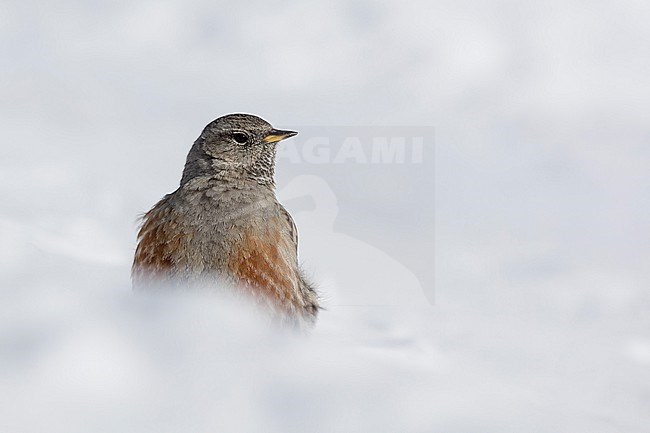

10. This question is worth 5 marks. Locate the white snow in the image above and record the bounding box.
[2,0,650,431]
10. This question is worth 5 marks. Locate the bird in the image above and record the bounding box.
[132,113,320,329]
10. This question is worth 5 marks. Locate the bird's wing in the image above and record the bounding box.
[277,204,299,255]
[132,195,182,288]
[227,210,303,309]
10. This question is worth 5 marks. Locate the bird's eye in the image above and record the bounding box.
[232,132,249,144]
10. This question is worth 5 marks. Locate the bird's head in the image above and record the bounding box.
[181,113,297,187]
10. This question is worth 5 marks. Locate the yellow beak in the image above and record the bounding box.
[262,129,298,144]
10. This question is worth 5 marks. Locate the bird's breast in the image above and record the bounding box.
[226,214,301,311]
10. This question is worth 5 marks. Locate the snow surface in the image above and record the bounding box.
[2,0,650,432]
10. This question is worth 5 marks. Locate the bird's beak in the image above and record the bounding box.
[262,129,298,144]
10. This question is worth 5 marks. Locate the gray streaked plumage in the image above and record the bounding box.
[132,114,319,328]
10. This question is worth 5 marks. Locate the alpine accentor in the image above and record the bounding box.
[132,114,319,328]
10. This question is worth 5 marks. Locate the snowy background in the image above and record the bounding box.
[2,0,650,432]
